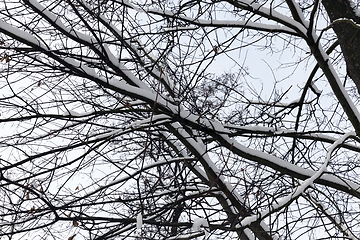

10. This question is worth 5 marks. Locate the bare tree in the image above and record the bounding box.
[1,0,360,239]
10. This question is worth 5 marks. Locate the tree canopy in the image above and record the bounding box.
[1,0,360,239]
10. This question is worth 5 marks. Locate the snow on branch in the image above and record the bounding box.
[216,132,360,199]
[237,132,357,228]
[168,122,271,239]
[224,0,308,36]
[0,19,48,50]
[24,0,151,90]
[0,19,168,111]
[132,7,300,36]
[166,231,204,240]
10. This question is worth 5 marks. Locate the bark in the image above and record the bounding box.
[322,0,360,93]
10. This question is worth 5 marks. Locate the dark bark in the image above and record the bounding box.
[322,0,360,93]
[170,203,184,235]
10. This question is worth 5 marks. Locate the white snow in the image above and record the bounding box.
[166,231,204,240]
[63,109,82,117]
[331,18,360,29]
[192,218,208,231]
[316,29,360,123]
[311,195,358,240]
[3,2,360,239]
[191,218,210,238]
[62,56,102,80]
[0,19,48,50]
[289,0,309,27]
[238,132,356,228]
[144,8,299,36]
[27,0,93,43]
[348,0,360,17]
[28,0,67,29]
[163,26,199,32]
[310,81,322,95]
[27,0,155,92]
[136,213,143,230]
